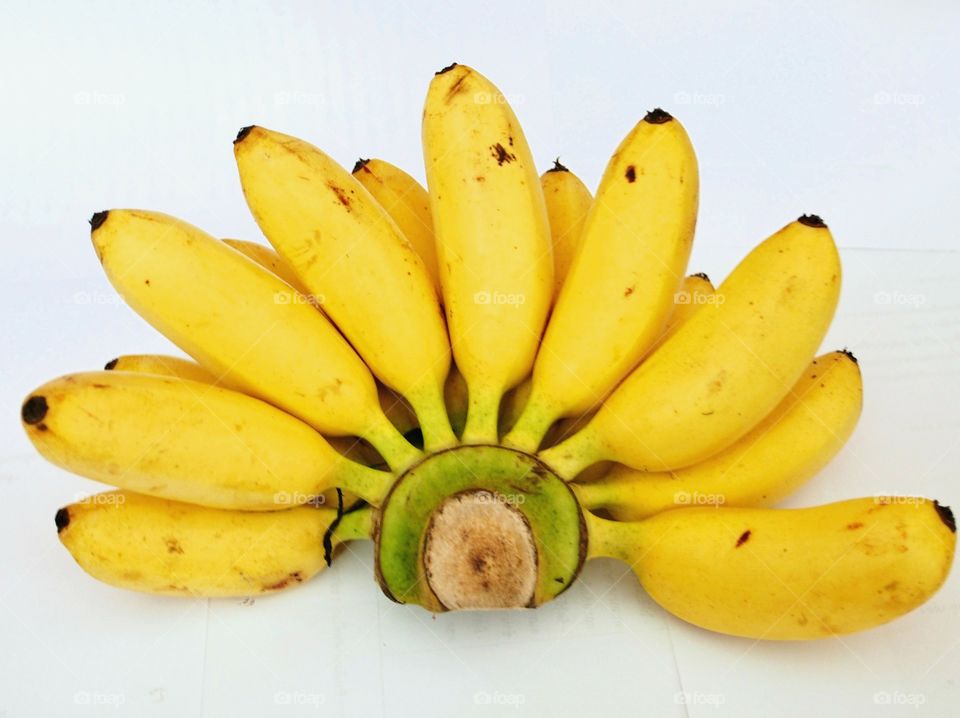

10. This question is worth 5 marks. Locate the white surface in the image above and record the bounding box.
[1,1,959,716]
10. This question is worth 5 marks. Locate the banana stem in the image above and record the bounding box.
[332,506,374,543]
[537,426,606,480]
[407,389,458,453]
[361,412,422,473]
[502,400,554,453]
[335,461,395,507]
[568,481,609,512]
[583,511,647,562]
[460,384,501,445]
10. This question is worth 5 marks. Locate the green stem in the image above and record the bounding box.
[537,425,606,480]
[334,460,394,507]
[362,411,422,473]
[460,383,501,445]
[502,397,555,453]
[408,386,458,453]
[332,506,374,543]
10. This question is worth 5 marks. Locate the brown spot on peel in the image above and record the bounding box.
[22,396,48,425]
[736,530,751,547]
[847,522,864,530]
[328,182,352,208]
[490,143,516,166]
[625,165,637,183]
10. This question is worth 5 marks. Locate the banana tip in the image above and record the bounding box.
[644,108,673,124]
[55,508,70,534]
[234,125,255,145]
[798,214,827,229]
[547,158,569,173]
[352,158,370,174]
[839,348,858,364]
[934,501,956,533]
[435,62,459,76]
[104,358,119,370]
[691,272,711,282]
[89,211,109,232]
[21,395,48,425]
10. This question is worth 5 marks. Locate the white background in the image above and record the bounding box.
[1,1,959,716]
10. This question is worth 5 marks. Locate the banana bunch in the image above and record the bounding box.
[23,63,954,641]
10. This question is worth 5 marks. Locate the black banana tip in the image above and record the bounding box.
[352,158,370,174]
[547,158,569,173]
[21,395,48,425]
[104,358,119,370]
[89,211,109,231]
[798,214,827,228]
[55,508,70,533]
[644,108,673,124]
[234,125,255,144]
[435,62,459,75]
[691,272,711,282]
[839,348,858,364]
[934,501,956,533]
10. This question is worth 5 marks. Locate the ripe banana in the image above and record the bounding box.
[56,491,373,597]
[587,497,956,639]
[541,160,592,297]
[234,127,454,452]
[91,209,419,471]
[573,351,862,519]
[505,110,698,452]
[540,216,841,477]
[352,158,440,293]
[22,371,393,508]
[104,353,224,385]
[651,272,715,351]
[423,63,553,444]
[221,238,309,294]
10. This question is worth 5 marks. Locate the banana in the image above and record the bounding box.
[423,63,553,444]
[541,160,592,297]
[104,353,223,385]
[505,110,698,452]
[90,209,419,471]
[56,490,374,597]
[587,497,956,639]
[540,216,841,477]
[573,351,862,519]
[352,158,440,292]
[651,272,715,351]
[221,238,309,294]
[21,371,393,508]
[234,127,455,452]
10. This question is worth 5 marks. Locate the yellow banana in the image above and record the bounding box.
[651,272,715,350]
[104,353,223,385]
[56,490,374,597]
[234,127,454,452]
[423,63,553,444]
[221,238,309,293]
[573,351,862,519]
[21,371,393,508]
[352,158,440,292]
[90,209,418,471]
[541,160,592,297]
[587,497,956,639]
[540,216,841,477]
[505,110,698,452]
